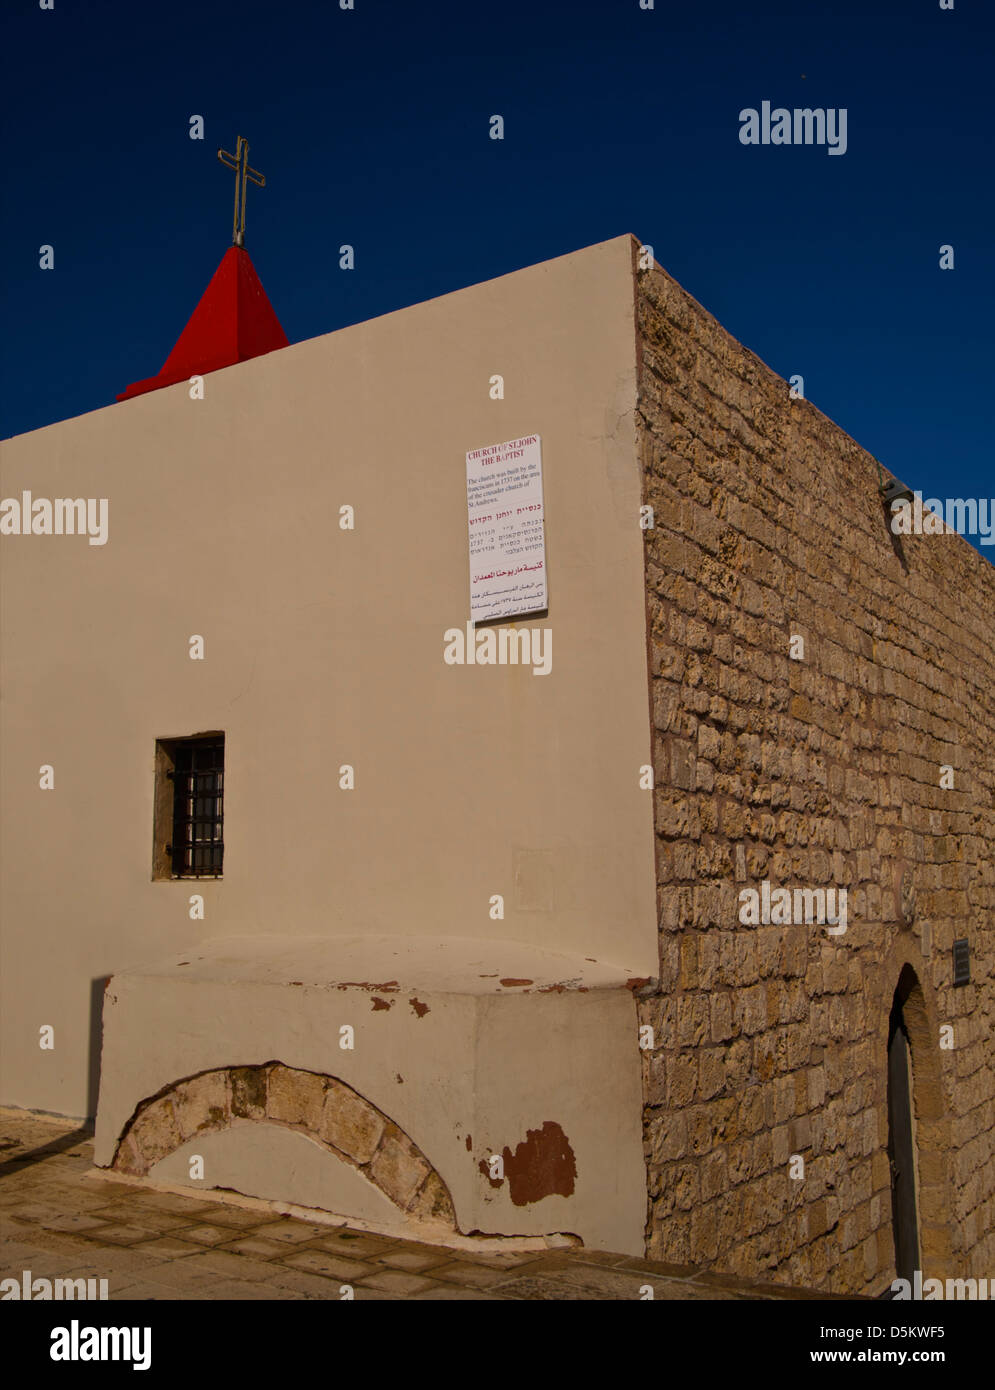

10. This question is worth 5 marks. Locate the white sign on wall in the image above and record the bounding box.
[466,433,547,622]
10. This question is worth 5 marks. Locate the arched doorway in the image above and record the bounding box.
[887,975,921,1281]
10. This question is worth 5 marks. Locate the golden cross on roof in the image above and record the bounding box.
[217,136,266,248]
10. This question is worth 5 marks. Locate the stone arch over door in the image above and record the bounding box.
[883,963,952,1280]
[111,1062,456,1227]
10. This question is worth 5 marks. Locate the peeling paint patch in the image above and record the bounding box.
[502,1122,577,1206]
[465,1134,473,1152]
[478,1158,503,1190]
[370,996,393,1011]
[395,1073,404,1084]
[337,980,400,992]
[499,978,533,987]
[626,977,650,990]
[409,997,429,1017]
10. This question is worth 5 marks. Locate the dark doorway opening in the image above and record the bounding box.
[887,983,921,1281]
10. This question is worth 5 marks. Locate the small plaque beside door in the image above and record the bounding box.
[953,938,970,987]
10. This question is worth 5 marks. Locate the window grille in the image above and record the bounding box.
[166,736,224,877]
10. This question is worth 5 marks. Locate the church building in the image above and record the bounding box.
[2,202,992,1294]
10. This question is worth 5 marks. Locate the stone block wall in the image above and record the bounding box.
[635,254,995,1294]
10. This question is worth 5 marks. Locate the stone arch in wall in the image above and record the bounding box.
[879,958,952,1280]
[111,1062,456,1228]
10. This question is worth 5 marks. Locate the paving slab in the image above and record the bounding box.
[279,1249,378,1281]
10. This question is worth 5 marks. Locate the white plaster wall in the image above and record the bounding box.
[0,234,657,1126]
[94,960,646,1254]
[150,1125,402,1229]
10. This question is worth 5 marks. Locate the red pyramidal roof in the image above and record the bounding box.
[116,246,289,402]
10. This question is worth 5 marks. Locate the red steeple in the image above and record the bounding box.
[116,246,289,403]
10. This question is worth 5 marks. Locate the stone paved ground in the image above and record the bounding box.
[0,1108,855,1301]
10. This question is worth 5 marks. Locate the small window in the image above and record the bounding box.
[152,734,225,880]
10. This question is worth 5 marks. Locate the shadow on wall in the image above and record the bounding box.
[0,976,107,1179]
[88,976,108,1122]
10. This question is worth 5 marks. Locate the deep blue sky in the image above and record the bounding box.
[1,0,992,553]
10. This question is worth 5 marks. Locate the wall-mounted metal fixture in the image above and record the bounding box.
[876,459,915,506]
[953,938,970,987]
[880,477,915,506]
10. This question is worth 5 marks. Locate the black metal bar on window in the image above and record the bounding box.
[170,736,224,877]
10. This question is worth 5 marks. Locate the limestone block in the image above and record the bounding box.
[369,1125,431,1208]
[173,1069,230,1140]
[772,1124,790,1167]
[668,1054,697,1107]
[647,1112,687,1164]
[808,1198,828,1239]
[698,1049,725,1101]
[129,1096,182,1166]
[409,1170,456,1225]
[319,1079,385,1164]
[266,1065,326,1130]
[700,1150,726,1201]
[670,739,696,790]
[230,1065,269,1120]
[113,1131,147,1176]
[788,1116,811,1153]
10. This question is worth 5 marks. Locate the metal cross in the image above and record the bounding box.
[217,136,266,248]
